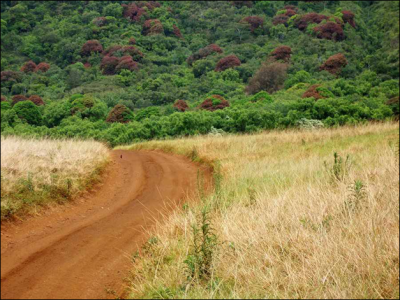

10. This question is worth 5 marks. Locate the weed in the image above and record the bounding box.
[324,152,352,182]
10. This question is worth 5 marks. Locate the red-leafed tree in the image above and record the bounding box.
[342,10,356,28]
[128,37,136,45]
[84,62,91,68]
[313,21,344,41]
[103,45,123,57]
[200,95,230,111]
[285,9,297,17]
[302,84,324,100]
[122,46,144,61]
[173,100,189,112]
[106,104,133,123]
[272,15,290,26]
[241,16,264,33]
[122,3,146,22]
[173,25,183,38]
[1,71,21,83]
[294,13,329,30]
[215,55,241,72]
[144,1,161,10]
[81,40,103,56]
[320,53,347,76]
[115,56,138,73]
[11,95,28,106]
[142,19,164,36]
[246,62,288,94]
[100,56,120,75]
[28,95,45,106]
[93,17,108,27]
[35,62,50,73]
[284,5,298,11]
[1,95,7,102]
[21,60,37,73]
[270,46,292,62]
[187,44,223,65]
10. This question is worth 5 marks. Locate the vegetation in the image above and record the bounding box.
[0,1,398,147]
[120,122,399,299]
[0,136,110,220]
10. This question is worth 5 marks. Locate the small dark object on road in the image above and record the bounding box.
[120,155,122,159]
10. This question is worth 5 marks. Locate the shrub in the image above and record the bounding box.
[35,62,50,73]
[215,55,241,72]
[100,56,120,75]
[1,95,7,102]
[386,96,399,118]
[173,100,189,112]
[302,84,325,100]
[92,17,108,27]
[142,19,164,36]
[122,3,146,22]
[200,95,230,111]
[250,91,273,103]
[320,53,348,76]
[313,21,345,41]
[106,104,133,123]
[272,14,289,26]
[81,40,103,56]
[270,46,292,62]
[21,60,37,73]
[11,94,28,106]
[246,62,288,94]
[342,10,356,28]
[13,101,42,125]
[115,56,138,73]
[241,16,264,33]
[28,95,45,106]
[1,71,21,84]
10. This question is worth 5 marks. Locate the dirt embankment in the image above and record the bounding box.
[1,150,211,299]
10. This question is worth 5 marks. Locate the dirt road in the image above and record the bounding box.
[1,150,211,299]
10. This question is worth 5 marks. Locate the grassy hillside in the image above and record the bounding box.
[1,1,399,146]
[119,122,399,299]
[1,136,110,220]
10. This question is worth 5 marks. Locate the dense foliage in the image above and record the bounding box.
[1,1,399,147]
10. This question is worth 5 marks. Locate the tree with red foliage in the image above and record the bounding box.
[285,9,297,17]
[270,46,292,62]
[215,55,241,72]
[93,17,108,27]
[173,25,183,38]
[35,62,50,73]
[100,56,120,75]
[1,71,21,84]
[28,95,45,106]
[21,60,37,73]
[144,1,161,10]
[103,45,123,57]
[187,44,223,65]
[342,10,356,28]
[1,95,7,102]
[272,15,290,26]
[246,62,288,94]
[122,46,144,61]
[128,37,136,45]
[284,5,298,11]
[106,104,133,123]
[302,84,325,100]
[200,95,230,111]
[122,3,146,22]
[313,21,344,41]
[241,16,264,33]
[294,13,329,31]
[83,62,91,68]
[320,53,347,76]
[142,19,164,36]
[81,40,103,56]
[173,100,189,112]
[231,1,253,8]
[11,95,28,106]
[115,56,138,73]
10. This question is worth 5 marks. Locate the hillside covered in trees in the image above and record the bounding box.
[1,1,399,146]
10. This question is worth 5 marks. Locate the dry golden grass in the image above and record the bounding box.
[120,122,399,299]
[1,136,110,220]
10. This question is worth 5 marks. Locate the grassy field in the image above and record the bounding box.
[120,122,399,299]
[1,136,110,221]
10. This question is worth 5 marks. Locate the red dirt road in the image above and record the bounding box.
[1,150,211,299]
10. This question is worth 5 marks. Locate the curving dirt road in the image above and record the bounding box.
[1,150,211,299]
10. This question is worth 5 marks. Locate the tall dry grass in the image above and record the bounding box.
[120,122,399,299]
[1,136,110,220]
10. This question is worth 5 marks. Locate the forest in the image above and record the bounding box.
[1,1,399,146]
